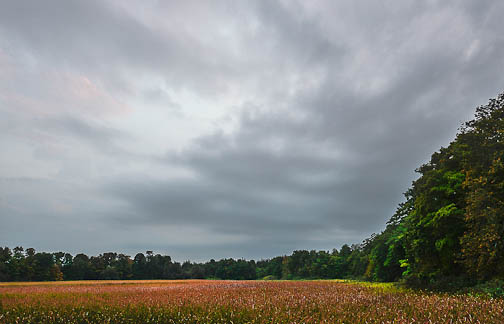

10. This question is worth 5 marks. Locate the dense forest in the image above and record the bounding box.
[1,92,503,290]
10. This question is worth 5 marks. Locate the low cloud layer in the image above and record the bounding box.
[1,0,504,261]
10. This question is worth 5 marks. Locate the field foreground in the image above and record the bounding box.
[0,280,502,323]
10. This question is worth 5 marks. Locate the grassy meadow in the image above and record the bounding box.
[0,280,502,323]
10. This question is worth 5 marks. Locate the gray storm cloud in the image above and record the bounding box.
[1,0,504,261]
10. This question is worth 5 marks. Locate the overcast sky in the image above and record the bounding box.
[1,0,503,261]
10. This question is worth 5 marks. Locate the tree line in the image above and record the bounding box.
[361,92,504,289]
[2,92,504,289]
[0,246,365,282]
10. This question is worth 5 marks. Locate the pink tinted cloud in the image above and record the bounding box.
[0,50,131,119]
[63,73,132,117]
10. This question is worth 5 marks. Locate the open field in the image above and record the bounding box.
[0,280,502,323]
